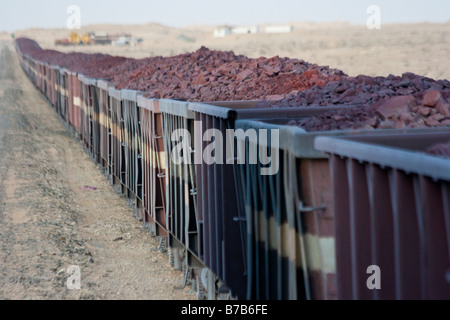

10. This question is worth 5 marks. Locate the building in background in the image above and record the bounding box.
[213,24,293,38]
[264,25,294,34]
[213,26,232,38]
[230,25,260,35]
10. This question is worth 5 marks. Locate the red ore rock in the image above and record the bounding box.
[423,90,442,107]
[265,94,284,101]
[427,142,450,158]
[302,69,319,79]
[375,95,417,120]
[417,106,431,117]
[193,74,208,85]
[236,69,254,82]
[436,99,450,117]
[379,120,396,129]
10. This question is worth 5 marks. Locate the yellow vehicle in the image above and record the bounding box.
[55,32,93,46]
[68,32,92,45]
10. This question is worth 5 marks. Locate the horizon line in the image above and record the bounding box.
[3,19,450,34]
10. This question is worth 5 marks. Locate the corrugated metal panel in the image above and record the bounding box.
[315,132,450,299]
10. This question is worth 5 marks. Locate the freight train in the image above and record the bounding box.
[14,38,450,300]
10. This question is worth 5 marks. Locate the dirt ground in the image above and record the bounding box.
[0,41,196,300]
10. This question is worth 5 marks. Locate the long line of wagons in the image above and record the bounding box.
[14,38,450,300]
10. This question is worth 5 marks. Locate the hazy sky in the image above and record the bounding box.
[0,0,449,32]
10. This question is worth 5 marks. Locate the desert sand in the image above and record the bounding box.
[5,21,450,81]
